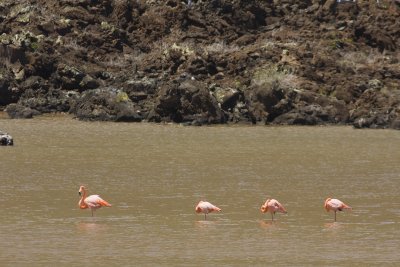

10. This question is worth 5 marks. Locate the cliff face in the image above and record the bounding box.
[0,0,399,128]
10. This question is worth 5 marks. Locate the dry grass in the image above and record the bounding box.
[61,38,84,51]
[252,63,300,90]
[203,41,240,54]
[149,27,196,59]
[102,53,142,69]
[262,39,300,50]
[337,49,393,73]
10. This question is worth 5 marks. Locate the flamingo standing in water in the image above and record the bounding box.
[195,201,221,220]
[261,199,287,221]
[324,198,352,222]
[78,185,111,217]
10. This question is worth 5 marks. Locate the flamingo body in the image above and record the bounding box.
[195,201,221,220]
[78,186,111,216]
[261,199,287,221]
[324,198,351,222]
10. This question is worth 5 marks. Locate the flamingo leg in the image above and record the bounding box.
[271,213,274,221]
[204,213,207,220]
[334,211,337,222]
[91,209,94,217]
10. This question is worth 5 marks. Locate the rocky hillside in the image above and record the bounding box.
[0,0,399,128]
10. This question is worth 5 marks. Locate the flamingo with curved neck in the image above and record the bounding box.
[78,185,111,217]
[261,198,287,221]
[195,201,221,220]
[324,198,351,222]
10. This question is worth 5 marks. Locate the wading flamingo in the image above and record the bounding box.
[78,185,111,217]
[261,199,287,221]
[324,198,352,222]
[195,201,221,220]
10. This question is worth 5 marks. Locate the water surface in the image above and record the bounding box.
[1,115,399,266]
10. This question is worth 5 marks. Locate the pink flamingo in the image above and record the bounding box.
[78,185,111,216]
[261,198,287,221]
[324,198,352,222]
[195,201,221,220]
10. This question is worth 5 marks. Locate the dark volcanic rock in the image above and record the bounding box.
[5,103,40,119]
[0,130,13,146]
[69,87,142,122]
[274,104,330,125]
[151,79,225,124]
[0,0,398,128]
[245,82,295,124]
[0,69,15,106]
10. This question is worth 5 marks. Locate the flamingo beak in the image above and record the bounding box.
[78,191,82,196]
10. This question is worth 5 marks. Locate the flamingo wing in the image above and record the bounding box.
[195,201,207,213]
[207,202,221,212]
[332,199,351,210]
[201,201,213,212]
[325,198,351,212]
[274,200,287,213]
[268,199,287,213]
[329,199,344,209]
[196,201,221,213]
[85,195,111,208]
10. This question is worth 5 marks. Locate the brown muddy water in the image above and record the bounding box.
[0,114,399,266]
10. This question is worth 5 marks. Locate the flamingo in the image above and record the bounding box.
[260,198,287,221]
[195,201,221,220]
[324,198,352,222]
[78,185,111,217]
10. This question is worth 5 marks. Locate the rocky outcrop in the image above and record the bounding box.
[5,103,40,119]
[150,79,226,125]
[0,130,13,145]
[0,0,398,128]
[69,87,142,122]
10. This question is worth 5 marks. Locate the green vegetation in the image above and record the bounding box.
[115,91,130,103]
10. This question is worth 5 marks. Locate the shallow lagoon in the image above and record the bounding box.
[1,115,399,266]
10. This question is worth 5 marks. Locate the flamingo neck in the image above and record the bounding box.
[79,189,88,209]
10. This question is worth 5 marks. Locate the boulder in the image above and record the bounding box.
[5,103,40,119]
[391,119,400,130]
[0,71,14,106]
[245,83,294,124]
[69,87,142,122]
[151,80,225,124]
[0,131,13,145]
[18,88,71,114]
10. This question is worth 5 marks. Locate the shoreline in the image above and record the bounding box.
[1,111,397,131]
